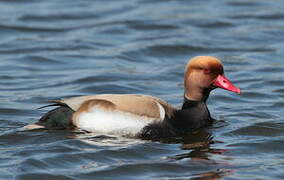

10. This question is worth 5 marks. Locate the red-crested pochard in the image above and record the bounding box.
[25,56,240,139]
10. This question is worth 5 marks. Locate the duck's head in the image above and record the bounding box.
[184,56,240,101]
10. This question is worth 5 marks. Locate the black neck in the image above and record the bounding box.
[182,96,205,110]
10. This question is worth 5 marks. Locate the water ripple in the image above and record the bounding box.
[0,0,284,179]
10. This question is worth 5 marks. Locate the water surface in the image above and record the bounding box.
[1,0,284,179]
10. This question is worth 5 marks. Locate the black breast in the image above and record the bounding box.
[138,99,213,140]
[172,99,212,130]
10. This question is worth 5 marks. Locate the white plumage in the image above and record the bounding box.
[73,108,158,136]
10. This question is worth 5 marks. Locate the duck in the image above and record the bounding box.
[24,56,240,140]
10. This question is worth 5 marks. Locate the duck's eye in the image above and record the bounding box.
[204,69,211,74]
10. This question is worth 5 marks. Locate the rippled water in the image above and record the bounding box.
[1,0,284,179]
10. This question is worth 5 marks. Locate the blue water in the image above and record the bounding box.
[1,0,284,179]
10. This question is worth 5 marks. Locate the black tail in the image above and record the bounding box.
[37,106,75,129]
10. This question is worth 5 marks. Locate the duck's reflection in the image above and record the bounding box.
[167,128,232,180]
[190,169,233,180]
[166,128,226,160]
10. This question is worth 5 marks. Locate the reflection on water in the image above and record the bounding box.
[1,0,284,179]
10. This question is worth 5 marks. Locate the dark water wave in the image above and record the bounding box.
[1,0,284,179]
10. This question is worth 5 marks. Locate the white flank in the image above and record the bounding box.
[156,102,165,120]
[74,108,157,136]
